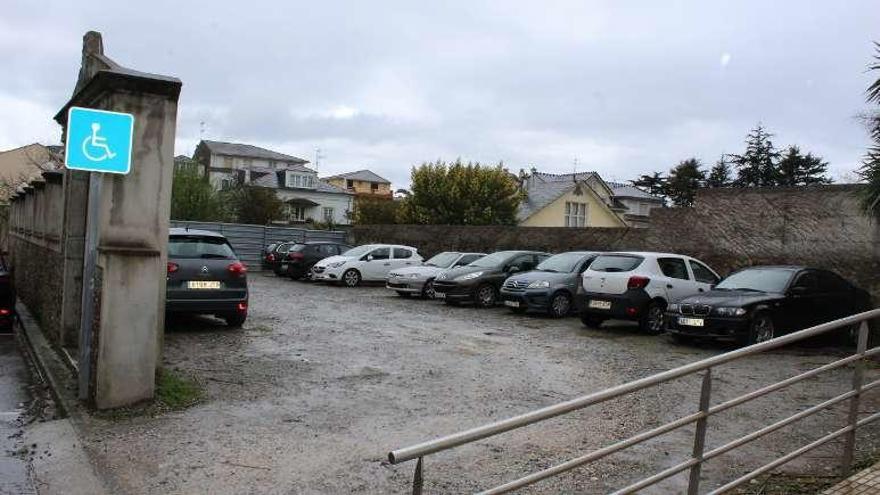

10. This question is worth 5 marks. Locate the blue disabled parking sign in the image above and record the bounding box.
[65,107,134,174]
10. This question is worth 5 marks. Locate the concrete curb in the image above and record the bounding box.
[14,300,110,495]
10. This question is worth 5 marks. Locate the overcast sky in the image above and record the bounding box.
[2,1,878,187]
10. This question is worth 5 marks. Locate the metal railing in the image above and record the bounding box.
[387,309,880,494]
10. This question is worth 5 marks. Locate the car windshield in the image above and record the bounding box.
[341,245,376,257]
[425,252,460,268]
[469,251,517,268]
[715,269,794,293]
[169,236,236,259]
[537,252,589,273]
[590,255,643,272]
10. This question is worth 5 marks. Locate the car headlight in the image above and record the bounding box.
[714,306,747,317]
[328,261,346,268]
[527,280,550,289]
[667,303,680,313]
[455,271,483,281]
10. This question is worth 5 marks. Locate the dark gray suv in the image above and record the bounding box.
[500,251,600,317]
[166,228,249,327]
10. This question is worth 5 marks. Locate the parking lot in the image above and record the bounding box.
[77,273,880,494]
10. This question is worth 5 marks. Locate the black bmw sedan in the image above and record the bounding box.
[666,266,871,345]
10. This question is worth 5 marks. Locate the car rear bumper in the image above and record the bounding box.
[166,294,248,314]
[576,289,651,321]
[500,288,551,310]
[666,314,750,340]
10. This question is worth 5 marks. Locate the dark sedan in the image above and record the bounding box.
[500,251,600,317]
[432,250,550,308]
[281,241,353,279]
[166,228,249,327]
[666,266,871,345]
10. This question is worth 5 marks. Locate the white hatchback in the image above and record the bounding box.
[312,244,422,287]
[578,252,721,333]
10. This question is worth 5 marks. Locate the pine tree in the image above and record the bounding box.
[631,172,668,200]
[776,146,831,186]
[665,158,705,207]
[705,156,732,187]
[729,124,780,187]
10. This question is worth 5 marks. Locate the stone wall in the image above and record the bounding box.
[353,185,880,300]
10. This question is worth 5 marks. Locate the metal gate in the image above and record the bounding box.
[170,221,348,270]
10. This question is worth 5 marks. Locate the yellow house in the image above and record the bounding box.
[518,171,660,228]
[323,169,393,199]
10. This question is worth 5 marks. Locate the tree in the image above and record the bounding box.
[859,42,880,218]
[665,158,705,207]
[705,156,733,188]
[225,184,283,225]
[776,145,831,186]
[729,124,780,187]
[398,160,522,225]
[353,197,400,224]
[170,164,226,221]
[631,172,668,200]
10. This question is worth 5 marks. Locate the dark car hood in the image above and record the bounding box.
[506,270,573,284]
[436,265,500,281]
[679,289,784,307]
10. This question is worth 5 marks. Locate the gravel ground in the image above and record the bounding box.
[75,273,880,494]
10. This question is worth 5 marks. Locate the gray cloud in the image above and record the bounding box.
[1,0,878,188]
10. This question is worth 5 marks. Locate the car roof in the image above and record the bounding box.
[552,251,601,256]
[169,227,225,238]
[733,265,807,272]
[600,251,695,259]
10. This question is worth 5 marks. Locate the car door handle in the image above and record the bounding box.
[698,288,705,292]
[667,284,673,289]
[383,263,391,266]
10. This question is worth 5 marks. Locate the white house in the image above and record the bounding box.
[193,140,354,225]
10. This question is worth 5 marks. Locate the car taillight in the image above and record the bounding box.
[167,262,179,274]
[228,262,247,277]
[267,253,275,262]
[0,308,10,316]
[236,302,248,313]
[287,252,304,260]
[627,276,650,289]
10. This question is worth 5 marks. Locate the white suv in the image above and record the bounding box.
[578,252,720,333]
[312,244,422,287]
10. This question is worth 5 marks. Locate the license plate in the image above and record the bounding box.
[187,280,221,289]
[504,300,520,308]
[679,317,704,327]
[588,299,612,310]
[434,292,446,299]
[280,263,288,269]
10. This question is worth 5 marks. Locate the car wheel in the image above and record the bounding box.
[342,269,361,287]
[549,292,571,318]
[421,279,436,300]
[396,291,411,298]
[640,301,666,334]
[223,312,247,328]
[580,313,605,328]
[474,284,497,308]
[748,312,775,344]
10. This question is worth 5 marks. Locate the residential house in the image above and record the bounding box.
[192,140,353,225]
[518,170,662,228]
[0,144,61,202]
[324,170,392,199]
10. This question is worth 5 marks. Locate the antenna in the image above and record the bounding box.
[314,147,324,171]
[199,121,206,139]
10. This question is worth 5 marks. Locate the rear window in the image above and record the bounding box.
[169,236,236,259]
[589,255,643,273]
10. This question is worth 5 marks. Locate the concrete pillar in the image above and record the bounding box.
[60,170,88,348]
[54,31,181,409]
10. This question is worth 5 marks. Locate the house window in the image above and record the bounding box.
[223,156,233,168]
[346,179,354,189]
[220,178,232,190]
[286,205,306,222]
[268,161,277,170]
[286,173,315,189]
[322,207,334,222]
[565,202,588,227]
[371,182,379,192]
[639,203,651,216]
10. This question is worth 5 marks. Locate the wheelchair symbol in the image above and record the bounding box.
[81,123,117,162]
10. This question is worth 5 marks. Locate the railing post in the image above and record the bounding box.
[412,456,423,495]
[688,368,712,495]
[841,321,869,475]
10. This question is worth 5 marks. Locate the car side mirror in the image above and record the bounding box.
[507,265,520,273]
[366,254,374,262]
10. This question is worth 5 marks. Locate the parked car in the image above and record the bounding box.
[500,251,600,318]
[265,241,299,274]
[578,252,720,333]
[666,266,872,345]
[0,252,15,333]
[311,244,423,287]
[386,251,486,298]
[261,242,279,270]
[166,228,249,327]
[279,241,352,279]
[432,250,550,307]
